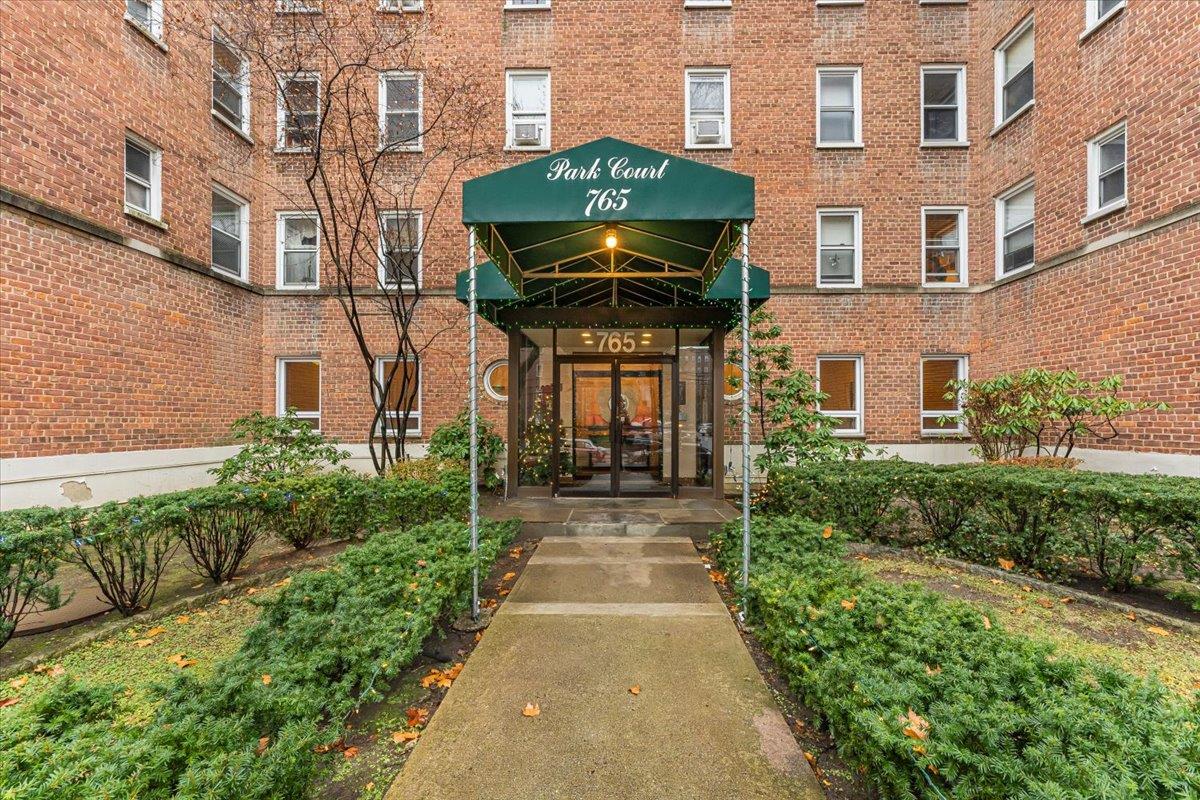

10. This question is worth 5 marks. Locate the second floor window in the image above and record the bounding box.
[278,74,319,151]
[685,68,731,149]
[506,70,550,150]
[379,73,421,150]
[922,207,966,285]
[995,17,1034,126]
[1087,122,1126,217]
[921,66,966,145]
[996,180,1034,276]
[817,208,861,287]
[816,67,862,147]
[126,0,163,39]
[211,185,248,279]
[380,211,421,288]
[212,32,249,135]
[124,134,161,220]
[278,213,319,288]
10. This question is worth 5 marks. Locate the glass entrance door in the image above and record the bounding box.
[615,362,670,495]
[558,365,614,496]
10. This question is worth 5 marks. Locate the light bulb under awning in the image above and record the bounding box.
[604,229,618,249]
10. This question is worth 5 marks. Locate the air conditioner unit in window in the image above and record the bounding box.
[513,122,542,146]
[692,118,724,143]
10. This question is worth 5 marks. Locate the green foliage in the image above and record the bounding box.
[0,510,518,800]
[520,393,559,486]
[711,516,1200,800]
[726,309,795,441]
[765,460,1200,587]
[210,410,350,484]
[264,472,358,550]
[161,483,284,585]
[948,368,1169,461]
[0,508,71,647]
[427,409,505,490]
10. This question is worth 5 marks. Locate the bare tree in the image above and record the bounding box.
[191,1,492,473]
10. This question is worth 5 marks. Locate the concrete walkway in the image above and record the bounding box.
[386,536,822,800]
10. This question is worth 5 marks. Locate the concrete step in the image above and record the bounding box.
[528,521,723,538]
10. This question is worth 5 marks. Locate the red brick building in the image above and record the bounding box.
[1,0,1197,507]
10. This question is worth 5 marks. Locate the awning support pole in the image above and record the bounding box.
[739,222,751,613]
[468,226,480,621]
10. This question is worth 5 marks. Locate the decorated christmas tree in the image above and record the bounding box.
[520,393,565,485]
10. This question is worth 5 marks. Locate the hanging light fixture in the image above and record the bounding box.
[604,228,618,249]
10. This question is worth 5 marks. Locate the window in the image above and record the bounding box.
[817,356,864,435]
[816,67,861,147]
[815,0,864,6]
[276,0,320,12]
[380,0,423,10]
[212,31,249,135]
[921,356,967,434]
[685,0,732,6]
[505,70,550,150]
[922,207,966,285]
[277,73,319,151]
[379,211,421,288]
[124,134,161,221]
[1084,0,1124,34]
[816,208,861,287]
[685,68,731,149]
[277,213,319,288]
[1086,122,1126,218]
[483,359,509,402]
[921,66,966,145]
[211,185,248,279]
[994,17,1034,128]
[277,358,321,430]
[504,0,550,8]
[126,0,163,39]
[379,72,421,151]
[374,357,421,436]
[996,179,1034,276]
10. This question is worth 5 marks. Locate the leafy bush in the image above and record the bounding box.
[62,499,180,615]
[160,484,283,585]
[427,409,505,489]
[712,516,1200,800]
[211,410,350,484]
[0,508,70,647]
[263,472,359,550]
[0,515,518,799]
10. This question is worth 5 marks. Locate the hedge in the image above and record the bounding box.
[1,467,471,645]
[0,515,518,799]
[765,460,1200,589]
[712,516,1200,800]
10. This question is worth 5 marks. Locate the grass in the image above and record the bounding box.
[859,553,1200,696]
[2,584,281,723]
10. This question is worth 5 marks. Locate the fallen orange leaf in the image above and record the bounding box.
[629,685,641,696]
[900,709,930,740]
[406,707,429,727]
[0,697,20,709]
[176,615,191,624]
[501,572,517,582]
[924,664,941,676]
[499,588,510,597]
[343,746,359,759]
[145,626,167,637]
[522,702,541,717]
[981,615,992,630]
[821,526,833,539]
[840,598,857,611]
[997,558,1014,571]
[262,674,272,685]
[1059,597,1073,604]
[509,546,523,559]
[1036,597,1054,609]
[256,736,270,756]
[392,730,421,743]
[8,677,28,690]
[1125,612,1137,621]
[1147,626,1171,637]
[274,577,292,588]
[167,653,197,668]
[47,664,65,678]
[134,639,155,648]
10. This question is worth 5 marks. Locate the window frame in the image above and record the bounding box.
[816,66,862,148]
[276,72,321,152]
[125,0,164,43]
[379,0,424,10]
[211,28,251,138]
[276,0,322,13]
[920,355,968,436]
[503,0,551,9]
[276,357,322,431]
[124,132,162,222]
[1083,0,1125,37]
[684,67,732,150]
[816,207,862,288]
[483,359,509,402]
[994,177,1036,278]
[684,0,732,7]
[921,206,968,287]
[920,64,967,147]
[816,355,865,437]
[374,356,422,437]
[378,210,423,289]
[504,69,551,151]
[992,16,1034,131]
[210,183,250,281]
[1085,121,1127,221]
[276,211,320,289]
[378,71,423,152]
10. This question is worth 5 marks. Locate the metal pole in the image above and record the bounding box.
[468,226,480,620]
[739,222,751,604]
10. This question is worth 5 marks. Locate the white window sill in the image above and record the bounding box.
[502,3,550,10]
[277,283,320,291]
[816,142,863,149]
[816,282,863,290]
[920,140,970,149]
[918,0,968,4]
[921,281,968,289]
[212,110,254,145]
[212,264,247,282]
[685,143,732,151]
[684,1,731,7]
[990,100,1034,137]
[504,145,551,152]
[125,207,167,230]
[921,429,965,438]
[831,430,866,438]
[379,4,424,12]
[816,0,865,6]
[275,146,314,155]
[1080,199,1127,225]
[124,15,168,52]
[995,262,1034,280]
[1080,7,1124,42]
[379,143,424,154]
[380,282,422,291]
[276,7,322,14]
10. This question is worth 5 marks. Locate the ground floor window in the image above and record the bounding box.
[277,358,321,430]
[375,357,421,436]
[817,355,864,435]
[921,355,967,434]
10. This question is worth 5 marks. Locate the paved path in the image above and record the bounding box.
[386,536,822,800]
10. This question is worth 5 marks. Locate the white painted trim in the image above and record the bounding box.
[919,354,967,435]
[276,356,321,430]
[377,209,422,289]
[1082,0,1125,39]
[505,69,551,151]
[379,0,423,11]
[816,354,865,436]
[211,182,250,281]
[378,71,423,152]
[921,205,967,286]
[1086,120,1127,217]
[816,66,862,148]
[920,64,967,146]
[685,0,731,7]
[684,67,732,150]
[816,206,862,288]
[276,211,320,289]
[124,0,164,41]
[276,71,320,152]
[483,358,508,401]
[503,0,550,9]
[373,356,423,437]
[211,27,251,137]
[994,177,1035,279]
[123,131,162,221]
[993,14,1034,130]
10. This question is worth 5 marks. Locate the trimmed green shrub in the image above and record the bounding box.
[0,508,71,647]
[158,484,283,585]
[0,516,519,799]
[712,516,1200,800]
[427,409,505,490]
[210,409,350,484]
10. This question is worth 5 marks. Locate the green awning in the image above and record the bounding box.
[457,137,767,330]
